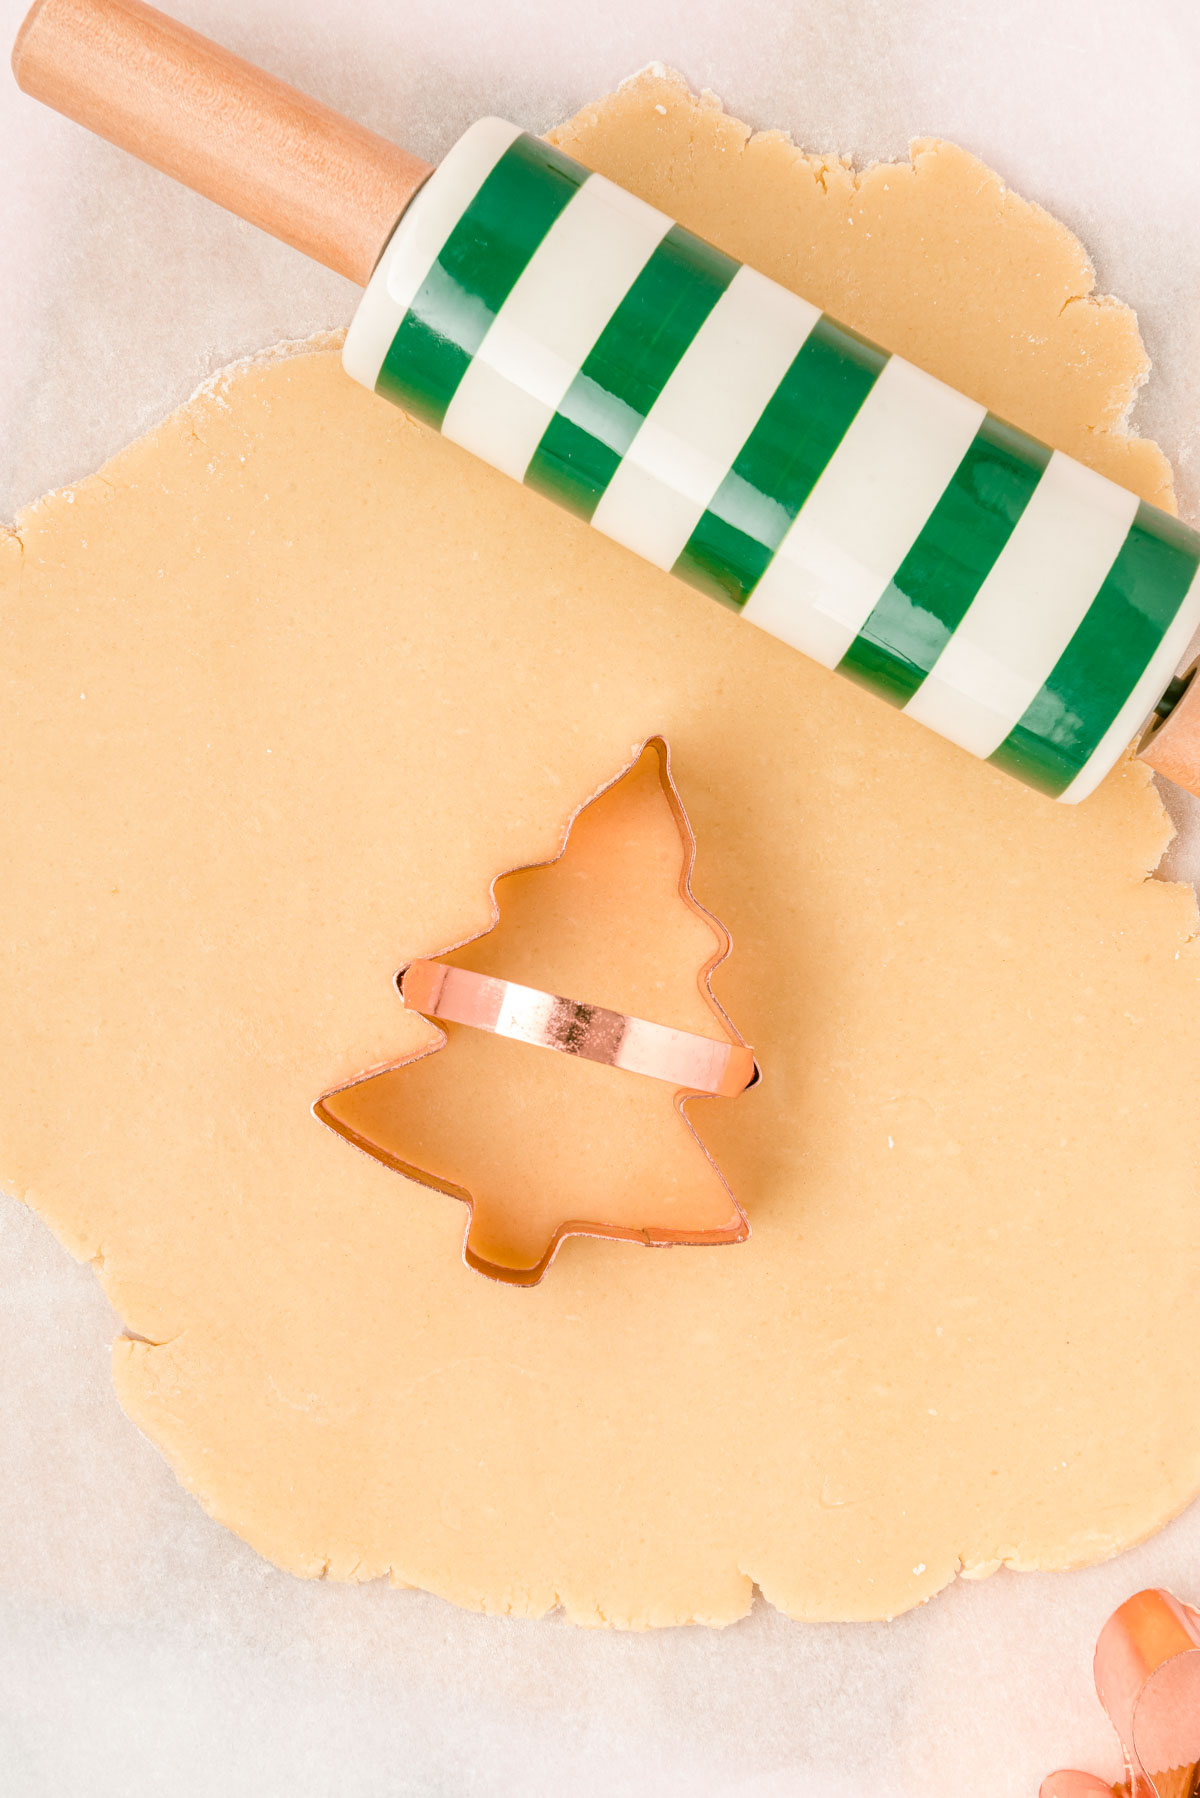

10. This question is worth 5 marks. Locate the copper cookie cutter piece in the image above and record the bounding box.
[1042,1587,1200,1798]
[398,961,756,1099]
[314,737,758,1285]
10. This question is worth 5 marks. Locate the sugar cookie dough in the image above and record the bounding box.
[3,73,1199,1626]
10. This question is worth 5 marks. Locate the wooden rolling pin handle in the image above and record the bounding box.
[11,0,434,284]
[1139,662,1200,793]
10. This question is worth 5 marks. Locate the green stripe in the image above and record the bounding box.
[375,135,586,430]
[523,225,738,521]
[989,502,1200,796]
[672,318,888,610]
[837,416,1052,707]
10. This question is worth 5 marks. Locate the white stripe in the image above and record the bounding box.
[741,358,986,667]
[904,452,1140,758]
[1060,562,1200,803]
[441,176,672,480]
[342,118,521,391]
[589,266,821,570]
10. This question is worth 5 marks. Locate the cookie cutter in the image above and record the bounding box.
[313,736,758,1285]
[1041,1587,1200,1798]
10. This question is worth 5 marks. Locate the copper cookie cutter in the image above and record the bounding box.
[1042,1587,1200,1798]
[314,737,758,1285]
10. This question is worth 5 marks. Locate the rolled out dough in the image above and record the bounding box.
[3,72,1199,1626]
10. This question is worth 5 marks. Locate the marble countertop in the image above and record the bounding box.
[3,0,1200,1791]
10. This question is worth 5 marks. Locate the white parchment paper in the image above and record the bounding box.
[3,1,1200,1791]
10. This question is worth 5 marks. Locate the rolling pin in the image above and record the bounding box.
[12,0,1200,803]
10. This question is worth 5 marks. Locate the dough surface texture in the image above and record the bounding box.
[2,72,1198,1625]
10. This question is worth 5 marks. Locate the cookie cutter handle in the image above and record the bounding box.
[11,0,432,284]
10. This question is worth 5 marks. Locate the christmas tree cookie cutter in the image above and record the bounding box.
[313,737,758,1286]
[1042,1587,1200,1798]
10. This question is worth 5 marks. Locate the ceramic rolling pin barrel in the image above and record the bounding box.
[13,0,1200,803]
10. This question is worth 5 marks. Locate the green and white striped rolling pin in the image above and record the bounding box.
[16,1,1200,805]
[344,121,1200,805]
